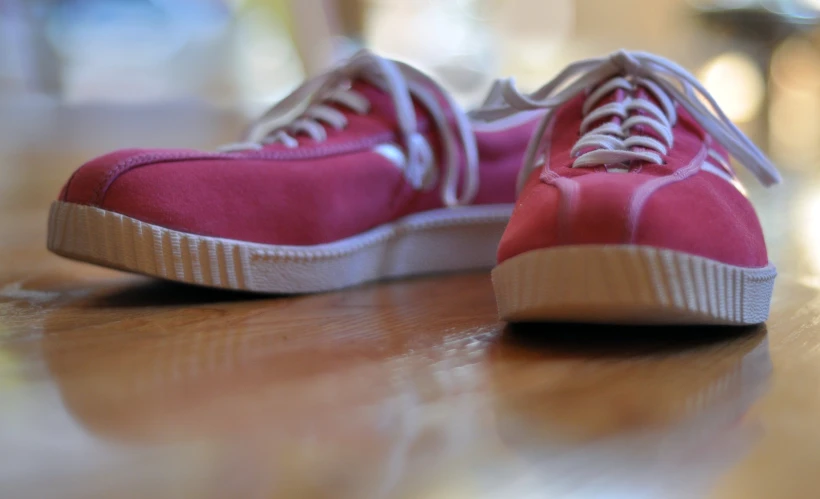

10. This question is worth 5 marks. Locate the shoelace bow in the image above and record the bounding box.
[219,50,480,207]
[472,50,782,192]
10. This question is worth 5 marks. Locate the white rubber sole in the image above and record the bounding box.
[492,246,777,325]
[47,201,513,293]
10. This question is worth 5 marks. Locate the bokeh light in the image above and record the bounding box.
[699,52,765,123]
[771,35,820,93]
[769,36,820,166]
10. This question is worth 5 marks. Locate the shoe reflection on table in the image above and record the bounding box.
[39,278,499,499]
[39,279,771,499]
[483,324,770,498]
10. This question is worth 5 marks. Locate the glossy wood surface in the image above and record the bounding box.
[1,105,820,499]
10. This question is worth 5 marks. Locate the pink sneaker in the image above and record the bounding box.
[47,51,539,293]
[487,51,780,325]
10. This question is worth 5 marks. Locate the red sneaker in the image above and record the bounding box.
[48,51,539,293]
[487,51,780,325]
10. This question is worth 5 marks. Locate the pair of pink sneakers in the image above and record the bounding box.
[48,50,780,325]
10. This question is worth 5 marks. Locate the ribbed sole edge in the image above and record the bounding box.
[47,201,513,293]
[492,245,776,325]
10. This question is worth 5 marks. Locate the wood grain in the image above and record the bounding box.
[1,106,820,499]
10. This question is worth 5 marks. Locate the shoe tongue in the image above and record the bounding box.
[630,82,670,143]
[343,79,453,131]
[574,83,628,160]
[581,77,669,154]
[584,83,628,131]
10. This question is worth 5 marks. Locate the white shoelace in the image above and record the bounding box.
[219,50,480,207]
[473,50,782,192]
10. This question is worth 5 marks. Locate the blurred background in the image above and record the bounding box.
[2,3,820,497]
[3,0,820,136]
[2,0,820,268]
[3,0,820,151]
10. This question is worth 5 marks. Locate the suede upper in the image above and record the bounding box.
[60,83,538,246]
[498,92,769,268]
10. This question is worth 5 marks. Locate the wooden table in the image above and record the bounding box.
[1,104,818,499]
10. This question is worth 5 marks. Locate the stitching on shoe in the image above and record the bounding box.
[90,133,396,206]
[625,143,707,242]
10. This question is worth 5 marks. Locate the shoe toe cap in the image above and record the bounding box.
[60,148,199,207]
[498,172,768,268]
